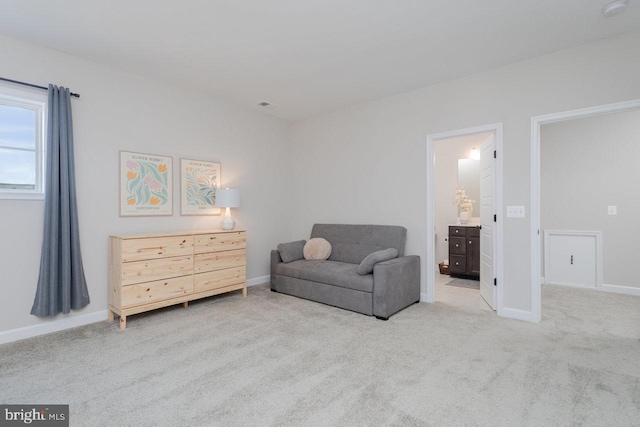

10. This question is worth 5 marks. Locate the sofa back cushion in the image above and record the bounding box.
[310,224,407,264]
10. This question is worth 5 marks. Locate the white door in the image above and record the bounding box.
[480,134,496,310]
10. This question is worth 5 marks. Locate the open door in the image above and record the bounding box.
[480,134,496,310]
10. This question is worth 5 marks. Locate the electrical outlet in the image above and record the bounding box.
[506,206,525,218]
[608,206,617,215]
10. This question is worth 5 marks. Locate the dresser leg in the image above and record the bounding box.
[108,310,114,322]
[119,316,127,330]
[183,301,189,308]
[242,286,247,297]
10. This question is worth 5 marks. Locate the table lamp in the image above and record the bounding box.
[215,188,240,230]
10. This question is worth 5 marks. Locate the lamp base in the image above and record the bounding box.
[221,207,235,230]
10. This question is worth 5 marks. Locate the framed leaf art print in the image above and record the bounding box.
[180,158,221,215]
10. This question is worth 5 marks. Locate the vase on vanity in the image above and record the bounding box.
[459,211,469,224]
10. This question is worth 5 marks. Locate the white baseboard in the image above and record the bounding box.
[420,292,430,303]
[600,283,640,297]
[499,307,537,323]
[247,275,270,287]
[0,310,108,345]
[546,280,640,297]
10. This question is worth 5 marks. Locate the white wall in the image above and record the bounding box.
[541,109,640,288]
[291,30,640,318]
[0,35,292,335]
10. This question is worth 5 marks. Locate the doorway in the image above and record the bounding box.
[426,123,504,315]
[531,99,640,322]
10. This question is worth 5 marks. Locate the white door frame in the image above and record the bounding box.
[530,98,640,322]
[425,123,504,316]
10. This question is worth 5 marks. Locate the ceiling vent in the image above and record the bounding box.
[258,101,277,108]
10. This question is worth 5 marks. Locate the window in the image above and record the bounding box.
[0,86,46,199]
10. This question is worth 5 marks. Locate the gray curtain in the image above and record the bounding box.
[31,85,90,316]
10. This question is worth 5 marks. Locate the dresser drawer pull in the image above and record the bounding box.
[137,246,164,253]
[455,244,459,248]
[469,241,472,244]
[455,262,459,266]
[455,230,459,234]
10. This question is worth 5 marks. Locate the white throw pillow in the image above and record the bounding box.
[303,238,332,260]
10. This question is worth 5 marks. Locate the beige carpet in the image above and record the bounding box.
[1,283,639,426]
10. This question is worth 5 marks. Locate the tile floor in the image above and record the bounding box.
[434,271,492,312]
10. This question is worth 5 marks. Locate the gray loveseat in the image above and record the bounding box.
[270,224,420,319]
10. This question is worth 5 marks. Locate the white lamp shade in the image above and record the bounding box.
[215,188,240,208]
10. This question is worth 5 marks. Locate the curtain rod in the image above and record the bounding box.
[0,77,80,98]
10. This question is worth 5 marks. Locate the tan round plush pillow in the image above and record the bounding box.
[303,238,332,260]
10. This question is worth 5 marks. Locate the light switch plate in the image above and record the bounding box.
[506,206,525,218]
[608,206,617,215]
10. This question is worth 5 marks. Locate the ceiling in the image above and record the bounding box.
[0,1,638,121]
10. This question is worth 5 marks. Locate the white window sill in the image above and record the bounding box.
[0,192,45,200]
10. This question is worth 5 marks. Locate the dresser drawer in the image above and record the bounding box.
[194,249,246,274]
[120,275,193,309]
[449,237,466,255]
[194,231,246,254]
[450,226,467,237]
[120,236,193,262]
[467,227,480,238]
[120,255,193,286]
[449,255,467,274]
[194,267,246,293]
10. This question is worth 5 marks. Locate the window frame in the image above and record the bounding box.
[0,85,47,200]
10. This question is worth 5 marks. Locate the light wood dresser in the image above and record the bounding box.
[108,230,246,330]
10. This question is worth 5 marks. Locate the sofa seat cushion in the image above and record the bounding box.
[276,260,374,293]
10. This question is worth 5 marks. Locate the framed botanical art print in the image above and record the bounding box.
[180,158,221,215]
[119,151,173,216]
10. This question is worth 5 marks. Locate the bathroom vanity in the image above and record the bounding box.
[448,225,480,280]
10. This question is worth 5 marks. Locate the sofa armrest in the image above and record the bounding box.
[271,249,282,289]
[372,255,420,319]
